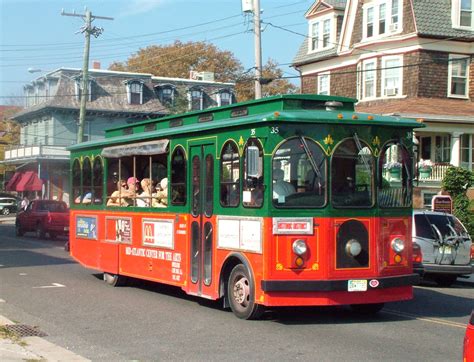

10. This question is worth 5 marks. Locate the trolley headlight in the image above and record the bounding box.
[345,239,362,257]
[391,238,405,253]
[292,239,307,256]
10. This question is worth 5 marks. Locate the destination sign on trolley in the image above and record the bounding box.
[272,217,314,235]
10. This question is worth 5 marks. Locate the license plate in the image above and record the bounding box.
[348,279,367,292]
[64,226,69,231]
[440,246,452,254]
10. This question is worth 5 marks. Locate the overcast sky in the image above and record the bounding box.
[0,0,312,102]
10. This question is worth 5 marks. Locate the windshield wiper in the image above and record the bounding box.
[299,136,322,191]
[353,132,371,174]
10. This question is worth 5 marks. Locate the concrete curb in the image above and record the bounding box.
[0,315,89,361]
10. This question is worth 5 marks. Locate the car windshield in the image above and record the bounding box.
[414,213,469,239]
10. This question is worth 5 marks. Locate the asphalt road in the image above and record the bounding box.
[0,223,472,361]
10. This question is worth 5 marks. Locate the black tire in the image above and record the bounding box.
[15,222,24,236]
[434,275,457,287]
[2,207,10,215]
[350,303,385,315]
[36,223,46,239]
[103,272,127,287]
[227,264,264,320]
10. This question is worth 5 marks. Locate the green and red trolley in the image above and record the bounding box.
[68,94,422,319]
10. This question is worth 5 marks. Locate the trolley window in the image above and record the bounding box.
[220,141,240,207]
[378,141,412,208]
[272,137,326,208]
[331,137,374,208]
[243,139,264,208]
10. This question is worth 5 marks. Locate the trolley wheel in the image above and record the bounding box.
[36,223,46,239]
[103,272,127,287]
[15,222,24,237]
[227,264,264,320]
[350,303,385,315]
[434,275,457,287]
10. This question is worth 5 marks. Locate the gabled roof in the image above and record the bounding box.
[413,0,474,40]
[305,0,347,18]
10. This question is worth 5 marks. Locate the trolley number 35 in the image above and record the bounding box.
[270,127,279,134]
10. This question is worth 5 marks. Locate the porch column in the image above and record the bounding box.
[450,132,462,166]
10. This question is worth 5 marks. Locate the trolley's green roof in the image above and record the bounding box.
[68,94,424,151]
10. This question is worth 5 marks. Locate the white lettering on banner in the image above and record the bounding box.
[124,247,183,281]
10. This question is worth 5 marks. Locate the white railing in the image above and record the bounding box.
[4,145,69,161]
[418,163,451,182]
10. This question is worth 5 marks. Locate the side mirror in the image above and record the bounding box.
[246,145,260,178]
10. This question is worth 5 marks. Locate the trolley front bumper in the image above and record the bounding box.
[261,273,420,292]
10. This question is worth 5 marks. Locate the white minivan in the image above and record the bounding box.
[413,210,473,286]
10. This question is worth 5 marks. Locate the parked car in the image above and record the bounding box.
[0,197,18,215]
[413,210,473,287]
[464,311,474,362]
[15,199,69,239]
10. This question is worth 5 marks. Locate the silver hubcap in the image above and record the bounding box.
[233,276,250,306]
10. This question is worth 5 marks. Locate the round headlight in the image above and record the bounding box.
[391,238,405,253]
[292,239,307,256]
[345,239,362,257]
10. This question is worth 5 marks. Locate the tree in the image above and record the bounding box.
[109,41,298,104]
[235,58,298,101]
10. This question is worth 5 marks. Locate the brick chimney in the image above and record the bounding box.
[92,61,101,70]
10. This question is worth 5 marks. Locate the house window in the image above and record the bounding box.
[157,85,175,106]
[322,19,331,47]
[363,0,401,39]
[382,56,402,96]
[318,73,330,95]
[356,63,362,100]
[461,0,473,27]
[309,16,333,52]
[189,89,203,111]
[75,79,92,101]
[127,81,143,105]
[435,135,451,163]
[367,7,374,37]
[379,3,386,34]
[461,134,474,170]
[448,55,469,98]
[363,60,376,99]
[218,91,232,106]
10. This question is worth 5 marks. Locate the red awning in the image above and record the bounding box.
[16,171,43,192]
[5,172,23,191]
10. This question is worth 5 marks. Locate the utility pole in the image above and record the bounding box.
[61,9,113,143]
[253,0,263,99]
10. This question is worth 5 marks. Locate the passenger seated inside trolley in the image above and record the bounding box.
[272,168,295,202]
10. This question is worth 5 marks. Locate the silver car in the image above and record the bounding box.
[413,210,473,286]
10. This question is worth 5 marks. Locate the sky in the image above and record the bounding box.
[0,0,313,103]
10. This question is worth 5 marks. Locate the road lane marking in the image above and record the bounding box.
[384,309,467,329]
[0,299,5,303]
[19,273,27,276]
[33,283,66,289]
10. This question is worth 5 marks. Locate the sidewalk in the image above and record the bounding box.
[0,315,89,361]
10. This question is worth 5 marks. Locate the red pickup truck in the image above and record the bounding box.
[15,200,69,239]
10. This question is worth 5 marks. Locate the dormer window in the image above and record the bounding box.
[217,90,233,106]
[461,0,473,26]
[363,0,401,40]
[309,16,334,52]
[188,88,203,111]
[125,80,144,105]
[75,78,93,102]
[453,0,474,28]
[156,84,175,106]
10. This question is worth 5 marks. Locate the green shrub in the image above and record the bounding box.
[442,166,474,237]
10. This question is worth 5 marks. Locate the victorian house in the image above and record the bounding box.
[292,0,474,207]
[4,64,235,203]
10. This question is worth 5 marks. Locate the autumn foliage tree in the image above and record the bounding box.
[109,40,298,103]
